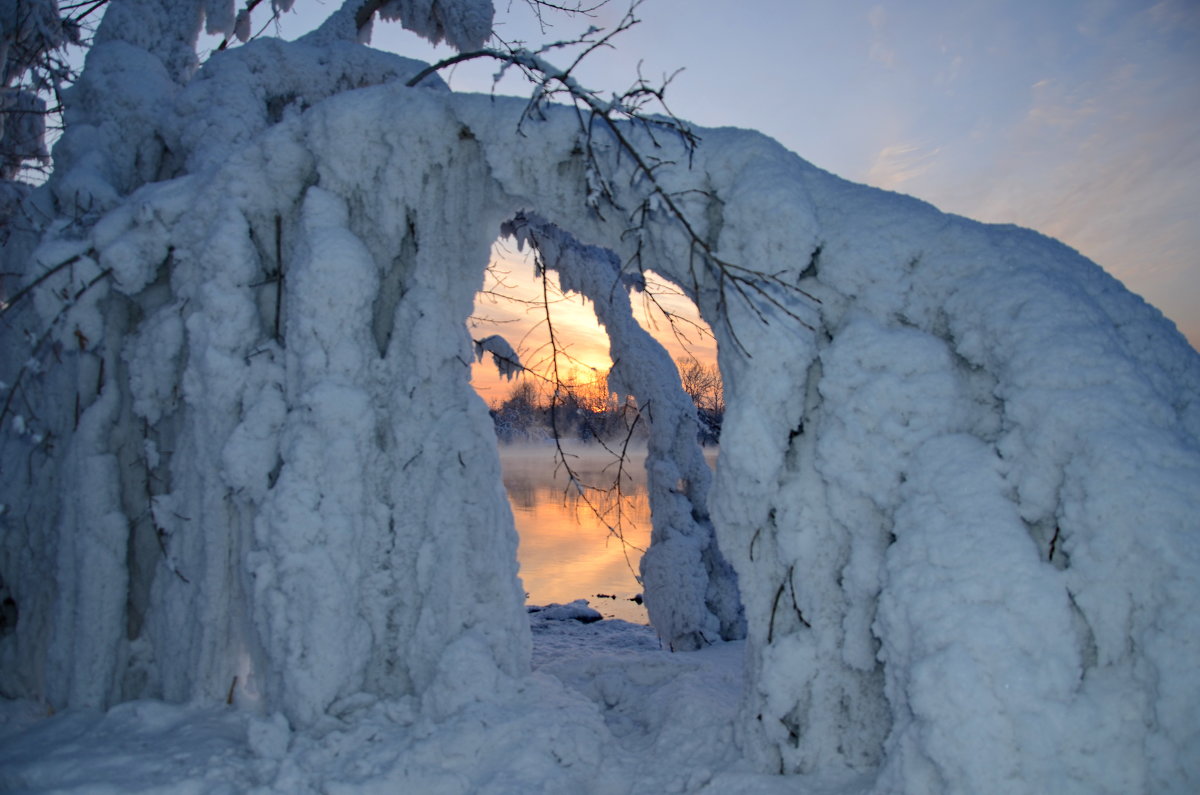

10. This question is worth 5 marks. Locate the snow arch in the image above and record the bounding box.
[499,213,745,651]
[2,21,1199,794]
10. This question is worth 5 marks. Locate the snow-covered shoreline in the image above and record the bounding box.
[0,607,773,794]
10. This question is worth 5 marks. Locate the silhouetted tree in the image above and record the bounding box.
[677,357,723,443]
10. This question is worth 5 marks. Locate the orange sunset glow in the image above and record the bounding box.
[501,443,655,623]
[468,240,716,405]
[508,475,649,597]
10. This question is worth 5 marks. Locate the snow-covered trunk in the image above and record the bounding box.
[299,88,532,718]
[1,87,532,724]
[0,0,197,708]
[693,150,1200,792]
[1,0,531,724]
[131,88,532,723]
[501,213,745,651]
[677,144,899,776]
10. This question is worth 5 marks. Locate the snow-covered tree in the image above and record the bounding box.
[677,355,722,442]
[2,1,1199,792]
[0,0,81,239]
[490,378,544,441]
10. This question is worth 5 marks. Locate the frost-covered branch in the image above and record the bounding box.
[474,333,524,380]
[0,250,90,317]
[521,0,608,31]
[521,242,647,566]
[0,0,82,184]
[0,261,111,433]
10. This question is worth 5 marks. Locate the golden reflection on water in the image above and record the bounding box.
[500,444,653,624]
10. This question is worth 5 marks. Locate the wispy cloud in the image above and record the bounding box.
[865,142,942,190]
[936,56,1200,347]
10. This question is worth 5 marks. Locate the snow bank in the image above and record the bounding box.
[0,618,758,794]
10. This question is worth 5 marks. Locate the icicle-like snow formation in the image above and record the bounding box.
[2,3,1198,791]
[501,212,745,651]
[375,0,495,52]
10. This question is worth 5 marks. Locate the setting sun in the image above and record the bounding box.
[469,240,717,405]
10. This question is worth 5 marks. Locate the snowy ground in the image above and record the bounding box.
[0,604,818,794]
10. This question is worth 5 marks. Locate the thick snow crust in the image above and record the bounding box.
[2,4,1199,792]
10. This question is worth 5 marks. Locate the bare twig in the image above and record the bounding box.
[0,251,92,319]
[0,265,112,432]
[407,2,820,353]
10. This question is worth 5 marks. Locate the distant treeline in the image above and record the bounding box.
[489,359,724,445]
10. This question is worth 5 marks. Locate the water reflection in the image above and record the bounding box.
[501,443,652,624]
[501,443,719,625]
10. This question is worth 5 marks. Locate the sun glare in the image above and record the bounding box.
[468,239,715,406]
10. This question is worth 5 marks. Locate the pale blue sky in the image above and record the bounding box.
[276,0,1200,347]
